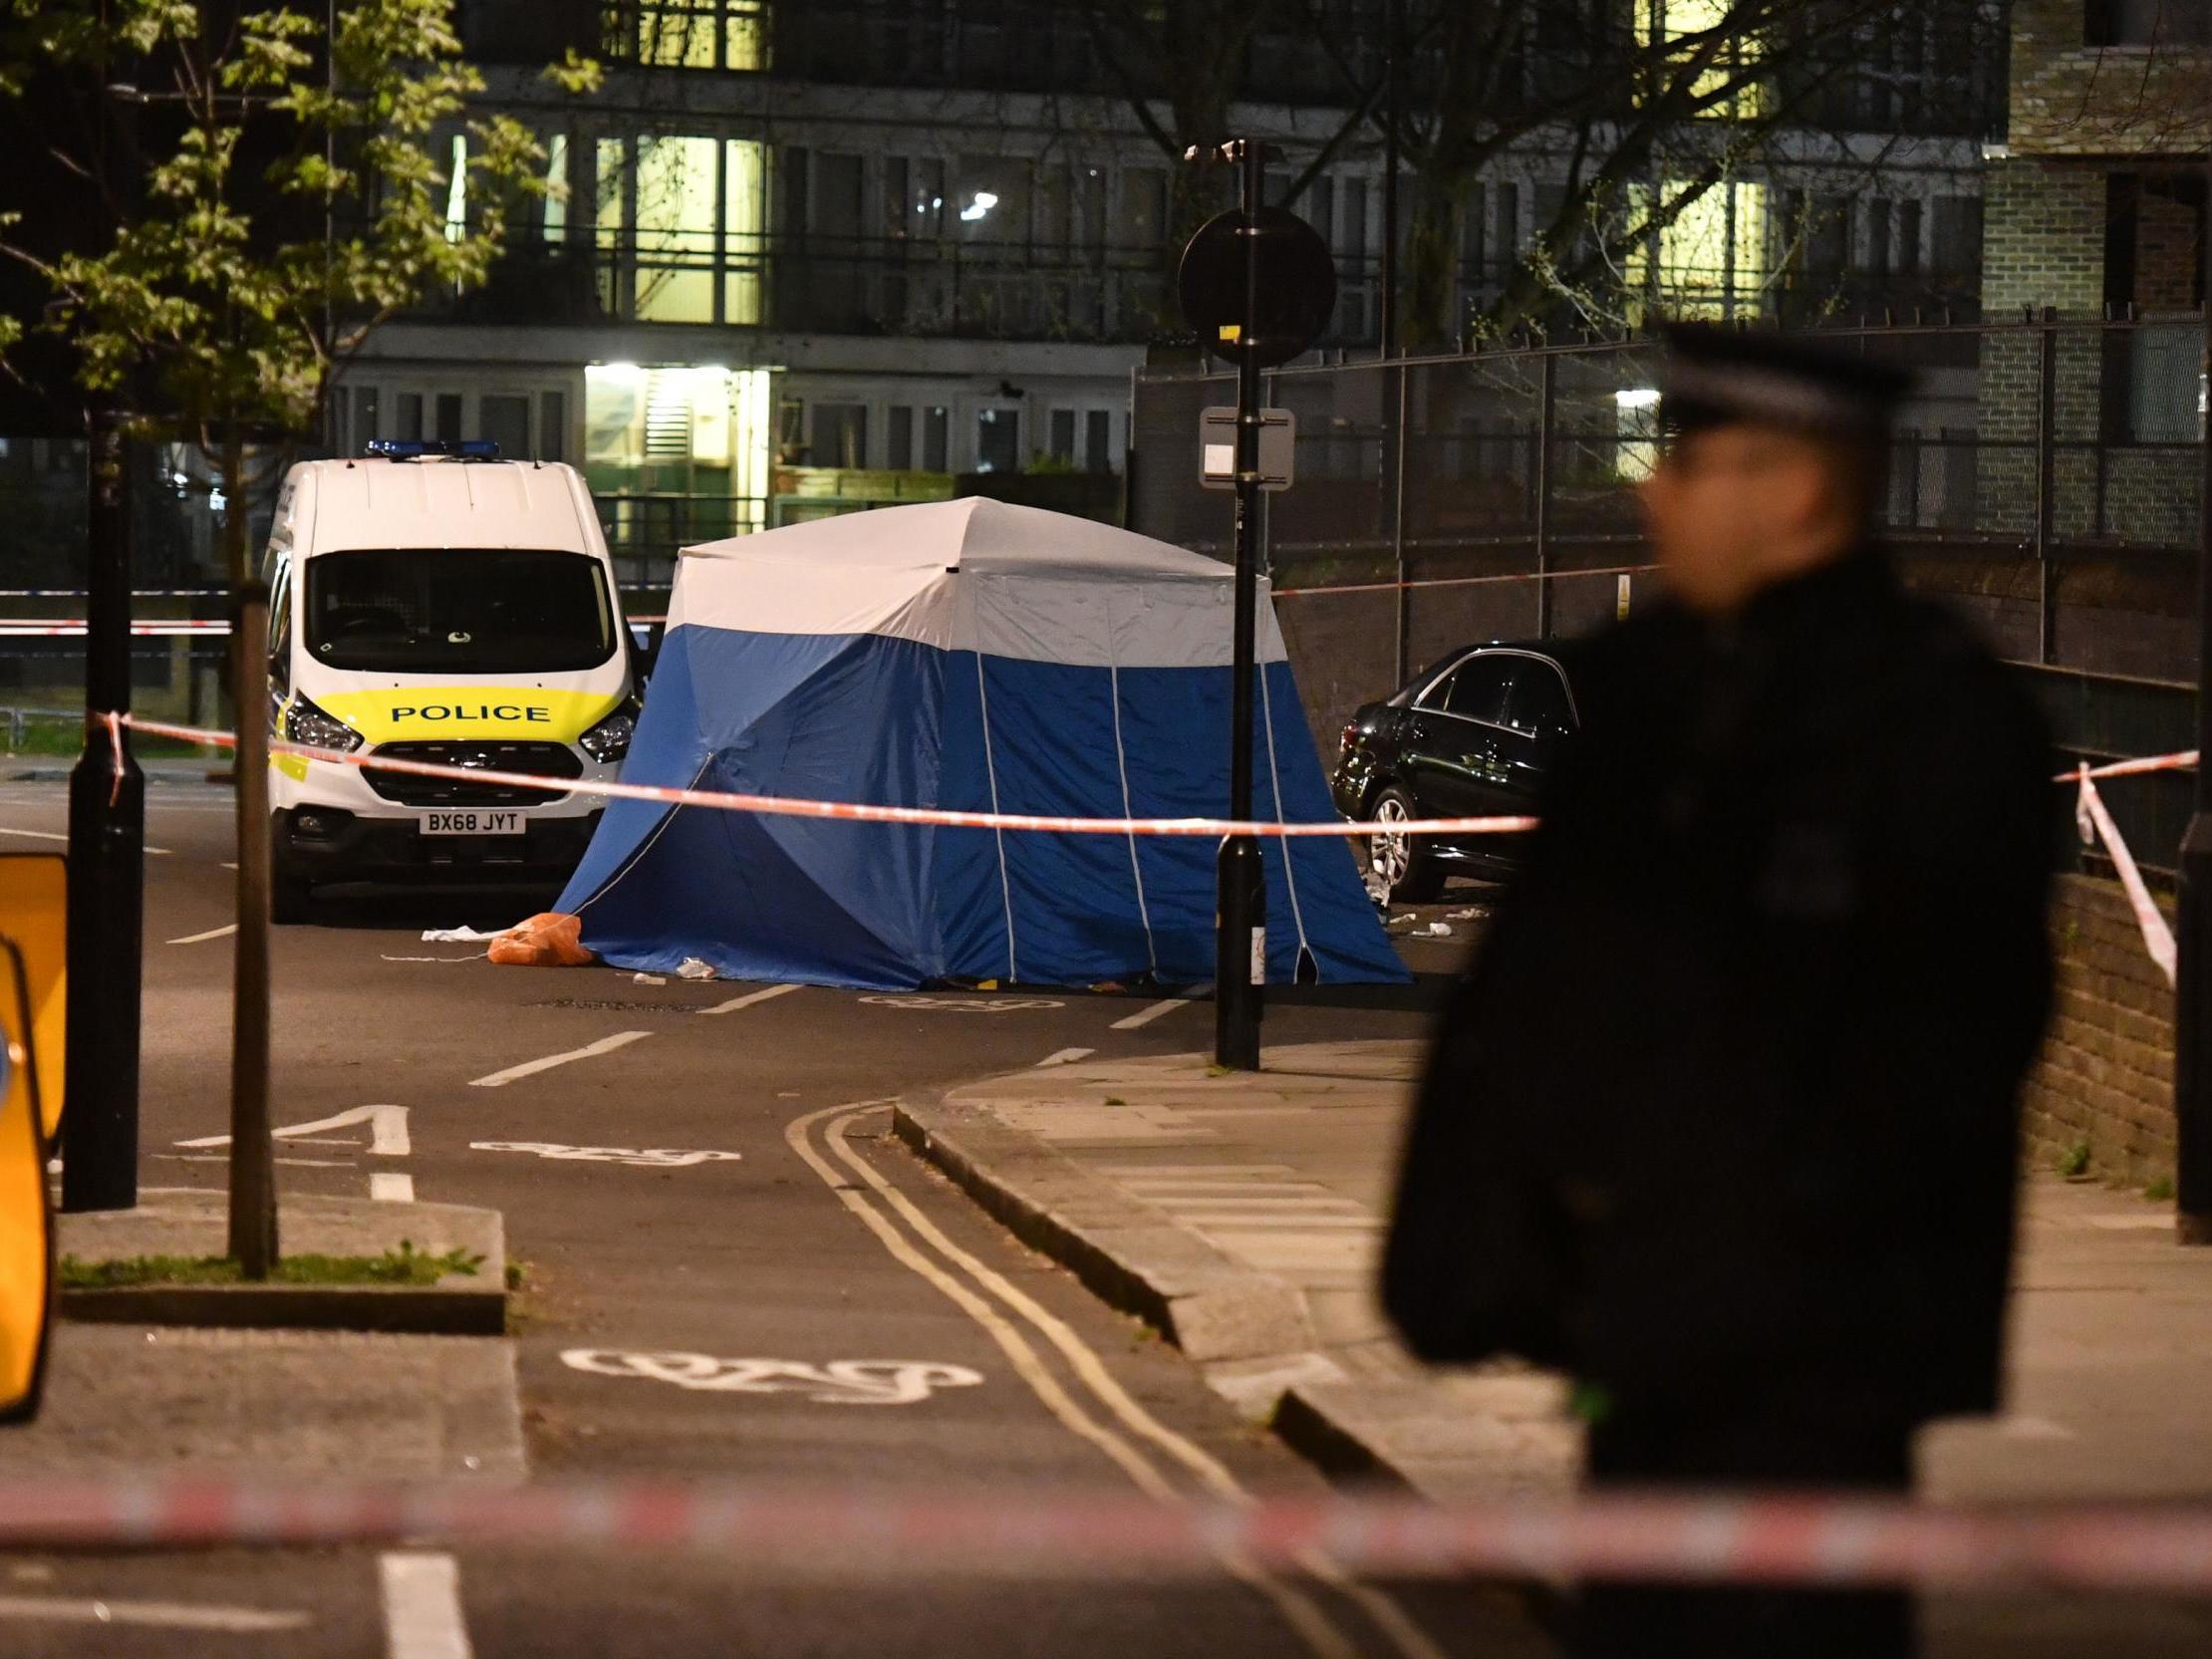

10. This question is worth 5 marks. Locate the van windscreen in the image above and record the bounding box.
[304,550,615,674]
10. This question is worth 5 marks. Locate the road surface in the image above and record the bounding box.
[1,772,1533,1658]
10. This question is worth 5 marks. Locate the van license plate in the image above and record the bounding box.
[419,810,526,836]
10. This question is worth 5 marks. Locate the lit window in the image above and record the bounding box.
[1625,178,1769,320]
[1641,0,1763,115]
[443,134,468,244]
[543,135,570,244]
[620,2,766,72]
[635,137,717,323]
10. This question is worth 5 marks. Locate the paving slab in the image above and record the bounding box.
[56,1186,506,1334]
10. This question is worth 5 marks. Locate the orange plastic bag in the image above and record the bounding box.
[487,912,595,968]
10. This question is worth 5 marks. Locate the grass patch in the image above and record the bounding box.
[2056,1140,2093,1180]
[60,1241,484,1290]
[2144,1177,2175,1203]
[2,718,213,761]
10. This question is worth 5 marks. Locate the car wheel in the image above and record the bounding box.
[1368,785,1442,903]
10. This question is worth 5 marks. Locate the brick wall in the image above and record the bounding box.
[2022,874,2176,1187]
[2008,0,2210,156]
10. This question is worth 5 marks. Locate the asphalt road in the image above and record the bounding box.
[0,774,1531,1658]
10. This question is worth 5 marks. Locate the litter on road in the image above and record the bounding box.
[487,913,593,968]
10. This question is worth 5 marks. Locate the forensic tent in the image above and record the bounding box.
[556,498,1406,990]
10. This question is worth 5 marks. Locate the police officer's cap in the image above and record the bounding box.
[1660,324,1912,443]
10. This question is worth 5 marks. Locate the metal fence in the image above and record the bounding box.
[1130,316,2208,875]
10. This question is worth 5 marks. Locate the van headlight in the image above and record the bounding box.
[283,694,362,752]
[579,703,637,764]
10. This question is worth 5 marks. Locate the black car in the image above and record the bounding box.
[1329,642,1580,901]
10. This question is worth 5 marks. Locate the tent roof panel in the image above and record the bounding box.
[669,498,1286,669]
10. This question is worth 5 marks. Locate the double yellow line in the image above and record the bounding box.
[784,1101,1449,1659]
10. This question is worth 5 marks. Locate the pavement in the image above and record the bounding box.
[900,1034,2212,1654]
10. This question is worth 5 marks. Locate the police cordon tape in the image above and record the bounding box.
[0,1478,2210,1588]
[113,713,1543,841]
[0,619,234,637]
[2074,764,2178,986]
[112,712,2196,845]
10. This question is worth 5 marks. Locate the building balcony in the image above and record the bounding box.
[425,235,1219,346]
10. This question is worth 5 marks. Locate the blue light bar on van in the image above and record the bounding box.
[364,439,502,460]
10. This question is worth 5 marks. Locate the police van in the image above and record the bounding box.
[262,441,640,921]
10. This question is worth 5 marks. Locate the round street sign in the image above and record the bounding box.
[1177,206,1337,370]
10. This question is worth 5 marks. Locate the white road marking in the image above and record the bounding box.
[166,923,238,946]
[0,1594,308,1633]
[370,1172,415,1203]
[471,1141,740,1168]
[561,1350,981,1405]
[857,994,1064,1013]
[177,1103,410,1156]
[468,1030,651,1088]
[380,1552,472,1659]
[1110,997,1191,1031]
[795,1105,1397,1659]
[1035,1047,1095,1067]
[698,981,801,1017]
[154,1154,357,1169]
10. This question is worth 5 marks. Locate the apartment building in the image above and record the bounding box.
[1979,0,2209,551]
[327,2,2007,587]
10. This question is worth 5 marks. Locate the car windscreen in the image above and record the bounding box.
[304,549,615,674]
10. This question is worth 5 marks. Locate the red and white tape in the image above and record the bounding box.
[0,1479,2208,1590]
[0,620,232,638]
[119,713,1539,841]
[2074,764,2178,985]
[116,713,2198,847]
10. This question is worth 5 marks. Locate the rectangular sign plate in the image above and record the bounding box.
[419,810,526,836]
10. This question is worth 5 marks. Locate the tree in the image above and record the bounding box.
[0,0,597,1271]
[1075,0,1374,321]
[1070,1,1999,349]
[1303,0,1994,347]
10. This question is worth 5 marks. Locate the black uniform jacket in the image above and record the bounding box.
[1382,550,2055,1426]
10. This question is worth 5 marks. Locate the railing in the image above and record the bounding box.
[461,2,2002,140]
[593,492,763,588]
[443,236,1177,343]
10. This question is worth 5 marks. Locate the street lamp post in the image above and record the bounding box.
[1215,138,1267,1071]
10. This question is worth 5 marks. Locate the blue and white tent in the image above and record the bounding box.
[557,498,1406,990]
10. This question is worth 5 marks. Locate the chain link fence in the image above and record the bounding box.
[1132,318,2207,873]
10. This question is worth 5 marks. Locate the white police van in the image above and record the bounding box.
[262,441,639,921]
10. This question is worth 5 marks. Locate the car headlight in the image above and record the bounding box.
[282,694,362,752]
[578,703,638,765]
